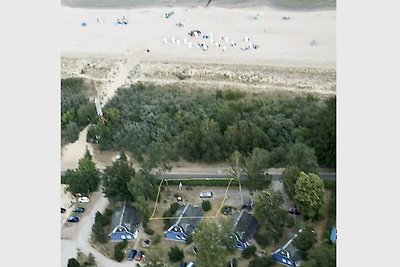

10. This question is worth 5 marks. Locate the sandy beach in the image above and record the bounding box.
[61,5,335,67]
[61,4,336,170]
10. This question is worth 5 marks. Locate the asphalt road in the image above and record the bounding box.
[62,171,336,181]
[160,173,336,181]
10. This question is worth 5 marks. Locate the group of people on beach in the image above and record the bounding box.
[163,32,259,53]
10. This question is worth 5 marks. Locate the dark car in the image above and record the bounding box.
[222,205,232,215]
[135,250,144,261]
[61,207,66,213]
[127,249,137,261]
[288,208,301,215]
[67,216,79,222]
[179,263,187,267]
[72,207,85,213]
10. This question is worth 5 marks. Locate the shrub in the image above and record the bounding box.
[144,227,155,235]
[68,258,81,267]
[114,247,124,262]
[153,234,161,244]
[253,231,270,248]
[286,215,295,228]
[201,200,212,211]
[248,256,275,267]
[116,239,128,250]
[95,211,110,226]
[185,234,193,245]
[168,246,184,262]
[242,245,256,259]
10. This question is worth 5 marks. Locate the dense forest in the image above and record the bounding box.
[86,83,336,168]
[61,78,97,144]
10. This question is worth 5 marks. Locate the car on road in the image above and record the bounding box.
[67,216,79,222]
[61,207,66,213]
[199,191,213,198]
[127,249,137,261]
[78,196,90,203]
[135,250,144,261]
[288,208,301,215]
[72,207,85,213]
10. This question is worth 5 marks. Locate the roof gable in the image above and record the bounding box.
[169,204,203,235]
[233,210,258,242]
[110,203,141,234]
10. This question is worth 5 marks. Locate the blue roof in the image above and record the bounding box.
[330,227,337,242]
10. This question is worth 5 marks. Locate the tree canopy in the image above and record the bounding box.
[193,221,233,267]
[294,172,325,220]
[281,165,301,200]
[294,222,318,259]
[254,188,286,242]
[86,84,336,167]
[244,147,272,191]
[62,149,101,195]
[286,143,320,174]
[102,151,135,202]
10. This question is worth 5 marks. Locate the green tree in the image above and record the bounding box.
[193,221,230,267]
[218,217,236,253]
[77,102,97,126]
[62,121,80,144]
[281,165,301,200]
[304,243,336,267]
[248,256,275,267]
[254,188,286,243]
[294,222,317,259]
[242,245,256,259]
[67,258,80,267]
[286,143,320,174]
[64,149,101,195]
[102,151,135,202]
[167,246,184,262]
[244,148,272,191]
[294,172,325,220]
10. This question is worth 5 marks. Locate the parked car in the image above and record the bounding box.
[135,250,144,261]
[222,205,232,215]
[187,262,195,267]
[78,196,90,203]
[61,207,66,213]
[199,191,213,198]
[72,207,85,213]
[127,249,137,261]
[288,208,301,215]
[179,263,187,267]
[67,216,79,222]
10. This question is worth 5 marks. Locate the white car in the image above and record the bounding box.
[78,196,90,203]
[199,191,213,198]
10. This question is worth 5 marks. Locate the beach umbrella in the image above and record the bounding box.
[244,36,249,42]
[222,46,227,52]
[209,33,213,38]
[171,37,176,43]
[163,38,168,44]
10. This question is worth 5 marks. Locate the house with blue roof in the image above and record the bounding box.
[272,231,302,266]
[231,210,258,250]
[109,203,141,241]
[164,203,203,242]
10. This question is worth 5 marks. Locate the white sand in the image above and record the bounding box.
[61,5,336,171]
[61,5,335,69]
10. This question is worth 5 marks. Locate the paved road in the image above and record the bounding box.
[160,172,336,181]
[62,171,336,181]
